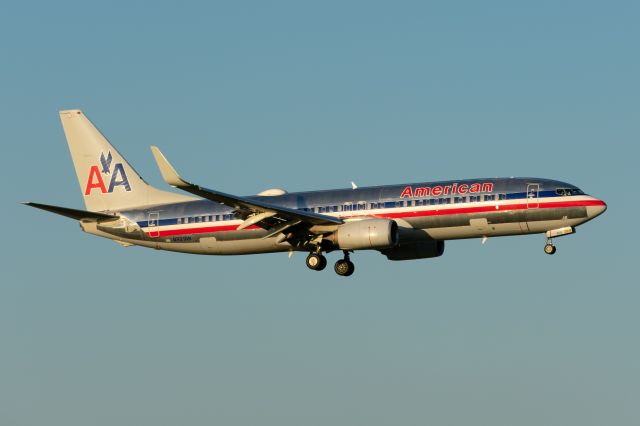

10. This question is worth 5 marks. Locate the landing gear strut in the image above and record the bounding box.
[334,251,355,276]
[544,238,557,255]
[306,252,327,271]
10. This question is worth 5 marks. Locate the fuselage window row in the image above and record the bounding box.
[170,193,519,225]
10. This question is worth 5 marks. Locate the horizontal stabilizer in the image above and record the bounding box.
[22,202,118,221]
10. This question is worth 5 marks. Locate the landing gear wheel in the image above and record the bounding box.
[544,243,556,255]
[334,259,355,276]
[306,253,327,271]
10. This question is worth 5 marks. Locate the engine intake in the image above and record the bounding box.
[330,219,398,250]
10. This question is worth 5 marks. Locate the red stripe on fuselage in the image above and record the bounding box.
[145,199,605,237]
[381,199,605,220]
[153,224,260,237]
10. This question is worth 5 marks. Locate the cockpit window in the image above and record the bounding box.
[556,188,584,196]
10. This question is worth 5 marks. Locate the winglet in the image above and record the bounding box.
[150,146,188,187]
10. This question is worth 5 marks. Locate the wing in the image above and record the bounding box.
[150,147,343,238]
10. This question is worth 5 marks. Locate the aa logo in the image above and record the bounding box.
[84,151,131,195]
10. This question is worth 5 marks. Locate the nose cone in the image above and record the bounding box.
[586,199,607,219]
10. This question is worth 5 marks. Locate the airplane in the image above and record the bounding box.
[24,110,607,276]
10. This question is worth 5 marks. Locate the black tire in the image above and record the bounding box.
[334,259,355,276]
[317,255,327,271]
[344,260,355,276]
[306,253,326,271]
[544,244,556,255]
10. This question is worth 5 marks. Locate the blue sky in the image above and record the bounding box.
[1,1,638,425]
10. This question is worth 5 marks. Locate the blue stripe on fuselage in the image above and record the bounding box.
[133,183,581,229]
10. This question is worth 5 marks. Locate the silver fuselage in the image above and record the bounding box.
[81,177,606,255]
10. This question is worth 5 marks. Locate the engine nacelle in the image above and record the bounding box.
[380,240,445,261]
[330,219,398,250]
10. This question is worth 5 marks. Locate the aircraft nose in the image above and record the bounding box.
[586,198,607,219]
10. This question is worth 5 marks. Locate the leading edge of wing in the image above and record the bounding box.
[149,146,343,226]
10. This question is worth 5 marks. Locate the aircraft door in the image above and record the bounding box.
[148,212,160,238]
[522,183,540,232]
[526,183,539,208]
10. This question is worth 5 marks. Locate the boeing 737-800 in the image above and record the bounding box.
[25,110,607,276]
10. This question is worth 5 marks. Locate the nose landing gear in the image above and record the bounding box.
[544,238,557,255]
[543,227,575,255]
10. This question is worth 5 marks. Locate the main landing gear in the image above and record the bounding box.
[544,238,557,255]
[334,251,355,277]
[305,252,327,271]
[305,250,355,276]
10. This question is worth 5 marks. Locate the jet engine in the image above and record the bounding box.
[328,219,398,250]
[380,239,445,260]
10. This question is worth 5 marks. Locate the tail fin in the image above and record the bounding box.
[59,110,194,211]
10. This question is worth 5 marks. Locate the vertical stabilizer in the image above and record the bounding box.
[59,110,194,211]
